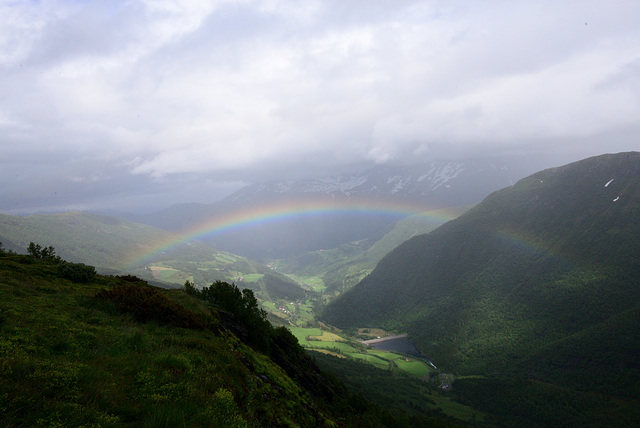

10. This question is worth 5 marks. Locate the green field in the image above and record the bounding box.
[240,273,264,282]
[393,359,431,379]
[287,327,433,378]
[345,352,389,370]
[289,327,322,346]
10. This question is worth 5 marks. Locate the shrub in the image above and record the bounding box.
[96,282,209,330]
[57,261,96,283]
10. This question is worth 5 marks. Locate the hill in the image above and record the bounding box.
[0,250,457,427]
[0,212,212,274]
[0,211,306,301]
[321,152,640,425]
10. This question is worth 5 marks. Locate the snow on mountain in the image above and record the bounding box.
[219,158,534,210]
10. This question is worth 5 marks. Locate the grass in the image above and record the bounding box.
[149,265,191,284]
[428,394,485,423]
[308,331,344,342]
[393,359,431,379]
[281,273,326,292]
[345,353,389,370]
[0,254,336,427]
[286,327,435,378]
[366,349,401,360]
[239,273,264,282]
[288,327,322,346]
[306,341,358,354]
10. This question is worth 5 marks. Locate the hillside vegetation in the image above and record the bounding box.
[0,211,306,301]
[0,249,457,427]
[322,152,640,425]
[271,206,468,297]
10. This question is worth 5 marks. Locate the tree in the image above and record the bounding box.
[27,242,60,262]
[199,281,271,352]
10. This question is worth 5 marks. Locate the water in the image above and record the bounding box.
[368,337,422,357]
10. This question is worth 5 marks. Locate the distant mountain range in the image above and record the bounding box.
[321,152,640,424]
[132,157,546,260]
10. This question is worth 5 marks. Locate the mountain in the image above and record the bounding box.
[271,206,469,297]
[0,251,457,427]
[136,157,545,260]
[0,212,306,301]
[321,152,640,425]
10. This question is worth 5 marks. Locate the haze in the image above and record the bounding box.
[1,0,639,214]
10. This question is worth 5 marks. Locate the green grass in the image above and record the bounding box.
[428,394,485,423]
[366,349,401,360]
[306,341,358,354]
[393,359,431,379]
[240,273,264,282]
[288,327,322,346]
[287,327,435,377]
[0,254,352,427]
[345,353,390,370]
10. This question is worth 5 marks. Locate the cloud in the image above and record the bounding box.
[1,0,639,212]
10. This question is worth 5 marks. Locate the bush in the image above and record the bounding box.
[57,261,96,283]
[97,282,209,330]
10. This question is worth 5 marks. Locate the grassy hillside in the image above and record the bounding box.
[0,211,306,301]
[0,250,459,427]
[0,212,222,274]
[321,152,640,425]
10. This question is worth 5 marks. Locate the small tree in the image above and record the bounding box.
[27,242,60,262]
[27,242,42,259]
[183,280,199,296]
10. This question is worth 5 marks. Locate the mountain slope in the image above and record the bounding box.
[0,212,306,300]
[321,152,640,408]
[0,252,458,427]
[272,206,469,296]
[137,157,542,260]
[0,212,206,274]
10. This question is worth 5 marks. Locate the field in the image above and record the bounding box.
[393,359,431,379]
[288,327,433,379]
[149,265,192,284]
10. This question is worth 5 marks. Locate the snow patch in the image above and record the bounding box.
[387,175,411,194]
[430,163,464,190]
[605,179,614,187]
[300,175,368,194]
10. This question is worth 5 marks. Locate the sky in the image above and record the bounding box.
[1,0,639,214]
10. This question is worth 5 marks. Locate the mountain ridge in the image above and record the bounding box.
[133,157,546,260]
[321,152,640,414]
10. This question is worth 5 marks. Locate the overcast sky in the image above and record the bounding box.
[1,0,639,214]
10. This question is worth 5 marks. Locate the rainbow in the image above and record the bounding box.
[122,200,460,269]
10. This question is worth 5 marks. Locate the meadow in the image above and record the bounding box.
[288,327,433,379]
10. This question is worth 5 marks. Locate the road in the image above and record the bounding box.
[360,333,408,345]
